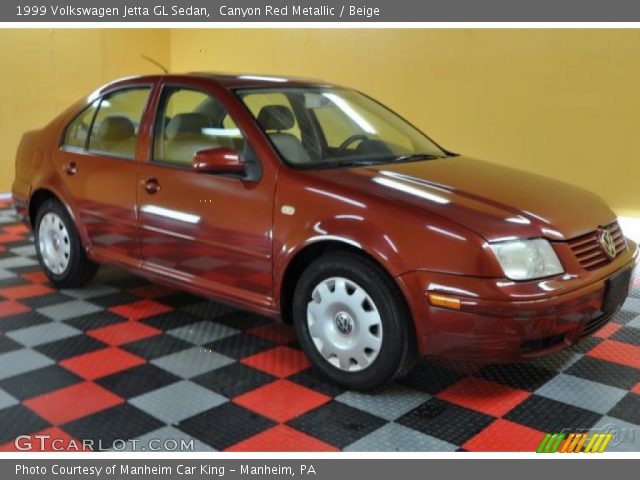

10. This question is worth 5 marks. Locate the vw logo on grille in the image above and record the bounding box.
[598,227,617,259]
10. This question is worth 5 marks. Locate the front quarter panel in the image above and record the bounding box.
[273,167,499,304]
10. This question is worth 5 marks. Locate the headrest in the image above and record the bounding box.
[165,113,211,141]
[257,105,295,131]
[96,116,135,141]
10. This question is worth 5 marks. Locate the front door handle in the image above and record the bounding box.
[64,161,77,176]
[143,177,161,194]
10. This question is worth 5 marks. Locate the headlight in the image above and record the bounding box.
[489,238,563,280]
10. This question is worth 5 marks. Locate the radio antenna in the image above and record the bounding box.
[141,55,169,74]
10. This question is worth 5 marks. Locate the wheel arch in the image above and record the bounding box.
[28,188,59,227]
[28,187,90,252]
[278,239,414,332]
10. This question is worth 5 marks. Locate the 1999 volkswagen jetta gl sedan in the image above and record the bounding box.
[12,73,638,389]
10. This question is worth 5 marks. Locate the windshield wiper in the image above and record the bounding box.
[306,154,445,170]
[315,159,388,169]
[392,153,446,163]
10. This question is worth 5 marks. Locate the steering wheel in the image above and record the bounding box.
[337,134,369,155]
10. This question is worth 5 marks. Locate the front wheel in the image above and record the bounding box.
[292,251,416,390]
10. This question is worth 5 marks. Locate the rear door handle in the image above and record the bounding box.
[143,177,161,194]
[64,161,77,176]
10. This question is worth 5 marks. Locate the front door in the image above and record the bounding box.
[136,85,274,309]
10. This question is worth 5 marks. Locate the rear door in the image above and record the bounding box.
[53,85,152,265]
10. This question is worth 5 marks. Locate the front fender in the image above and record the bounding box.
[272,169,501,304]
[274,214,398,281]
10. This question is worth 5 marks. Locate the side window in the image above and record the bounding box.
[87,87,150,160]
[241,92,302,140]
[62,100,100,149]
[154,88,245,168]
[222,113,238,129]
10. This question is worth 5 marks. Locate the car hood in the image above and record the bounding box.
[308,156,616,242]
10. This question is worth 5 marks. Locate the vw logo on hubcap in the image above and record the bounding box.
[334,312,354,336]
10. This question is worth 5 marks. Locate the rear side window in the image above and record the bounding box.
[87,88,150,159]
[62,100,100,149]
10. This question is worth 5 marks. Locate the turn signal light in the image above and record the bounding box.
[428,293,461,310]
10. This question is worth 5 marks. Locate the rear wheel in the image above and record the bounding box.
[34,199,98,288]
[292,251,416,390]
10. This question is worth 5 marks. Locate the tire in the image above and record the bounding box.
[34,198,98,288]
[292,251,417,390]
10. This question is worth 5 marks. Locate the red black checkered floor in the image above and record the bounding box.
[1,198,639,452]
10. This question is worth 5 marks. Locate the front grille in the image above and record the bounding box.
[568,221,626,271]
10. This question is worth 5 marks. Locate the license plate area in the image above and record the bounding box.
[602,268,633,313]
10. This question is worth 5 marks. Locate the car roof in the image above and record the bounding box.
[100,72,338,92]
[190,72,338,89]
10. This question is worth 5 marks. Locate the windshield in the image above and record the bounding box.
[236,88,448,169]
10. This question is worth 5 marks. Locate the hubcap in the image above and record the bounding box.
[307,277,383,372]
[38,212,71,275]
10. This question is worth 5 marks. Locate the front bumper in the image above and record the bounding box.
[397,239,638,363]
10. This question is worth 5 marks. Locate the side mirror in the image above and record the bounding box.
[193,148,244,174]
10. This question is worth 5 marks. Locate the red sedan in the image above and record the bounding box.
[12,73,638,389]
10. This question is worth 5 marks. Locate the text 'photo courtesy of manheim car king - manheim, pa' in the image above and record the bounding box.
[12,72,638,390]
